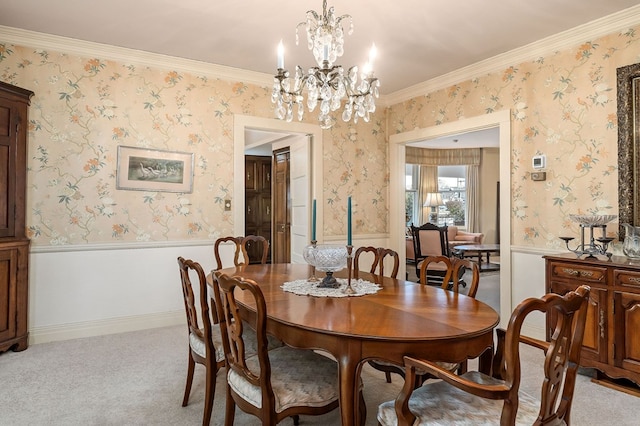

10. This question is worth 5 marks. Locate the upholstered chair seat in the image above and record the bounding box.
[377,371,542,426]
[189,327,225,362]
[227,346,341,413]
[190,321,282,361]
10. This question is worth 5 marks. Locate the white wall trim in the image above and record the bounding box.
[29,239,215,253]
[29,310,184,345]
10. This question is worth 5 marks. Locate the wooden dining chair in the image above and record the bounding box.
[370,256,480,385]
[419,255,477,296]
[177,257,225,426]
[377,285,591,426]
[214,272,348,426]
[240,234,269,265]
[213,236,244,270]
[214,235,269,270]
[353,246,400,279]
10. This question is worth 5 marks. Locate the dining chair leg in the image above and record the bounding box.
[182,352,195,406]
[358,390,367,426]
[224,385,235,426]
[292,414,300,425]
[384,371,392,383]
[202,365,216,426]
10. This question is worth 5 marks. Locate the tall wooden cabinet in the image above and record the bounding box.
[544,253,640,386]
[0,81,33,353]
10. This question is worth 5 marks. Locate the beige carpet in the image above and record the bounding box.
[1,324,638,424]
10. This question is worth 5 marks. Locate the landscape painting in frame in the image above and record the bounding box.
[116,146,194,193]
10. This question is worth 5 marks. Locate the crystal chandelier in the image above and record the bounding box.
[271,0,379,129]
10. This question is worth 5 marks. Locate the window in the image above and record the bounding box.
[437,165,466,227]
[405,164,419,226]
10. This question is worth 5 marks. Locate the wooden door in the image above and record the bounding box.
[549,280,608,364]
[0,248,17,342]
[613,290,640,374]
[0,101,15,237]
[244,156,272,263]
[272,149,290,263]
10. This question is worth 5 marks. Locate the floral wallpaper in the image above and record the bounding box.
[0,41,389,246]
[388,25,640,248]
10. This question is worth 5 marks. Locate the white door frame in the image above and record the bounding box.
[233,115,324,243]
[389,110,511,327]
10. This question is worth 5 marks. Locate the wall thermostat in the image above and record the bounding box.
[532,155,546,169]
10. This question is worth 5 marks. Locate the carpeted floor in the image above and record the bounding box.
[1,322,639,425]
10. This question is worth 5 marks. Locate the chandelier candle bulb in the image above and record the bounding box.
[277,41,284,69]
[369,44,377,66]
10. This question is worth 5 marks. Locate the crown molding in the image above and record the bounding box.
[2,4,640,108]
[383,4,640,106]
[0,25,275,89]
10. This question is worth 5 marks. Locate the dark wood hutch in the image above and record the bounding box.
[0,81,33,353]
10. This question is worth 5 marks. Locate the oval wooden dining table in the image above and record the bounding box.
[211,263,499,426]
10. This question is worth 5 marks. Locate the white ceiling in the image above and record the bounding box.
[1,0,638,96]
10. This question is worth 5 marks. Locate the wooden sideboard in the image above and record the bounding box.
[544,253,640,387]
[0,81,33,353]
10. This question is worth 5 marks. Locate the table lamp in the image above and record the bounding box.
[424,192,444,224]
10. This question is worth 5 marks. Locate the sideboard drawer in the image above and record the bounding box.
[614,269,640,290]
[548,261,607,283]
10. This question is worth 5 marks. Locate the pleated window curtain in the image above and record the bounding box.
[406,147,481,230]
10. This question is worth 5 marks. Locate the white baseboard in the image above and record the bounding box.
[28,310,184,345]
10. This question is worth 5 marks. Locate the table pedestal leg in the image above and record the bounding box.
[337,346,363,426]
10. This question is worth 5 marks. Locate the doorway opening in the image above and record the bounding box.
[389,110,511,327]
[234,115,323,263]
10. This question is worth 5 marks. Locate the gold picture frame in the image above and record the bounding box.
[116,145,194,193]
[617,63,640,238]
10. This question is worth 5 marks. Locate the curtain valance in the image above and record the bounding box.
[406,147,481,166]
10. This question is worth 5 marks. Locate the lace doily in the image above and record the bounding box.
[281,278,381,297]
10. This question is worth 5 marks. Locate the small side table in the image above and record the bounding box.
[453,244,500,272]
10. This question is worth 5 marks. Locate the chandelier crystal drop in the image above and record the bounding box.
[272,0,379,129]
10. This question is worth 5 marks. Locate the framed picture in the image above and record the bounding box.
[116,145,194,193]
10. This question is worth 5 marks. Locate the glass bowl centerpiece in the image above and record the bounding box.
[303,244,348,288]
